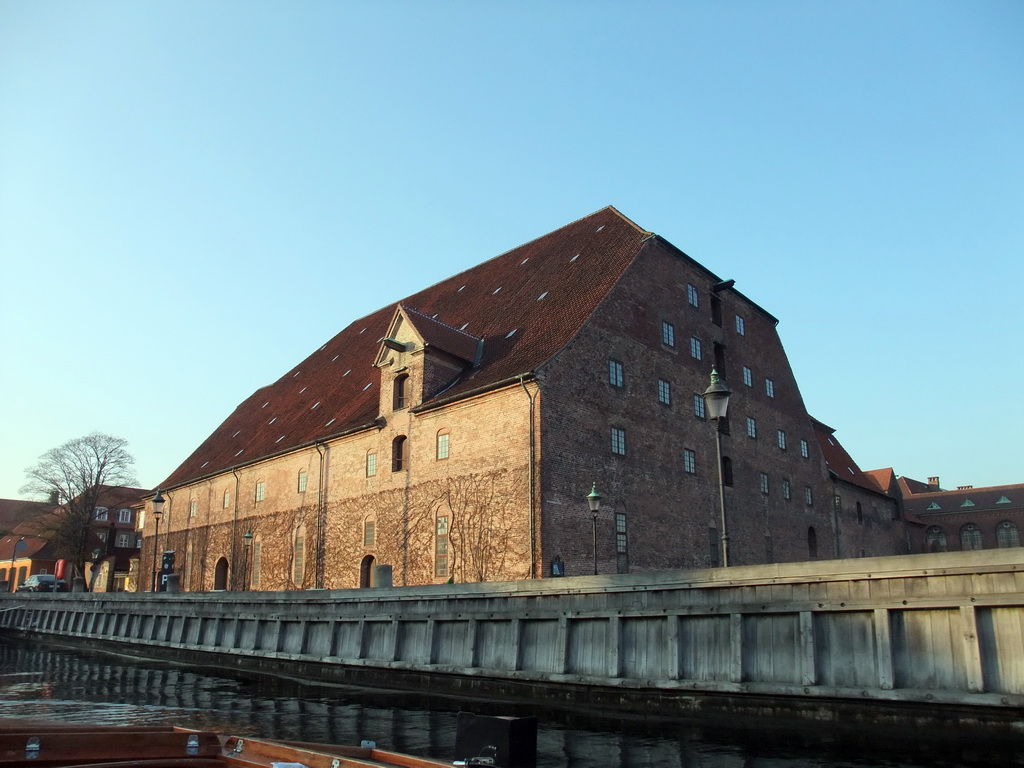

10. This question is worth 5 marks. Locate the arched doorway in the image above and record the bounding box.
[360,555,375,588]
[214,557,229,590]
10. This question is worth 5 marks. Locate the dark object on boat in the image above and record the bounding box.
[454,712,537,768]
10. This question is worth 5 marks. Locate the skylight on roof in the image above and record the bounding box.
[276,435,285,443]
[521,258,529,265]
[269,417,276,424]
[344,369,351,376]
[319,344,327,351]
[997,496,1011,504]
[848,467,855,474]
[596,225,605,232]
[360,328,366,334]
[927,502,941,510]
[201,461,208,468]
[570,254,579,262]
[325,418,336,426]
[232,431,241,438]
[363,383,373,391]
[432,314,438,319]
[261,402,269,408]
[293,371,301,377]
[235,450,244,457]
[506,329,517,339]
[460,323,469,331]
[493,287,502,294]
[332,355,339,362]
[961,499,975,507]
[458,285,465,292]
[299,387,307,393]
[311,402,320,409]
[537,292,547,300]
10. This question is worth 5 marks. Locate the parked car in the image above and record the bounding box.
[16,574,68,593]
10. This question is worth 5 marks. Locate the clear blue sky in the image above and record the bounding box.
[2,1,1022,500]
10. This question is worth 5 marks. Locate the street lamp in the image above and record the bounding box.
[242,529,253,590]
[150,489,165,592]
[703,368,732,567]
[587,483,602,575]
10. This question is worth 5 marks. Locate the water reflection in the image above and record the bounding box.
[0,639,1009,768]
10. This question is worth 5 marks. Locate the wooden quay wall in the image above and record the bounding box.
[1,550,1022,731]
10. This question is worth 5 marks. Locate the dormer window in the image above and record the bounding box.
[393,374,409,410]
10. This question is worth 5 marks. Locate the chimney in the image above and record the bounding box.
[957,485,973,490]
[927,476,940,490]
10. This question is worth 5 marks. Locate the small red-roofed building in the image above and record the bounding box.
[143,207,906,592]
[811,420,902,558]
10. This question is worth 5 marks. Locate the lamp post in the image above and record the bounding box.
[703,369,732,567]
[150,489,165,592]
[242,529,253,590]
[587,483,602,575]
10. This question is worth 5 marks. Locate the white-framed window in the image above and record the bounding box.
[777,430,787,450]
[805,486,814,506]
[693,394,705,419]
[687,283,699,307]
[298,470,308,492]
[662,321,675,347]
[117,508,132,523]
[435,516,449,577]
[782,479,791,500]
[437,432,450,460]
[223,490,231,508]
[800,439,809,458]
[255,481,266,502]
[690,337,702,360]
[94,507,108,521]
[611,427,627,456]
[189,500,198,518]
[960,524,983,551]
[766,378,775,398]
[615,511,628,573]
[742,366,752,387]
[735,315,745,335]
[658,379,671,405]
[116,533,132,548]
[366,451,377,477]
[608,359,624,387]
[746,417,757,438]
[683,449,696,474]
[292,528,304,583]
[759,472,770,495]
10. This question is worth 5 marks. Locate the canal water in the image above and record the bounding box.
[0,638,1013,768]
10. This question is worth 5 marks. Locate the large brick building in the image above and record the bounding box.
[144,207,902,591]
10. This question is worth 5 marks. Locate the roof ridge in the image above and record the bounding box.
[400,304,482,340]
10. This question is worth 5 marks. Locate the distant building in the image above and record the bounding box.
[865,471,1023,553]
[1,485,146,592]
[146,207,903,592]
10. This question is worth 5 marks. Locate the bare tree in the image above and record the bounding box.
[20,432,138,576]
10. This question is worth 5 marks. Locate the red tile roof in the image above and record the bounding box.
[810,418,882,494]
[897,479,1023,519]
[163,207,651,489]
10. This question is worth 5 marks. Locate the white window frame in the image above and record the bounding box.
[611,427,627,456]
[687,284,699,307]
[657,379,671,405]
